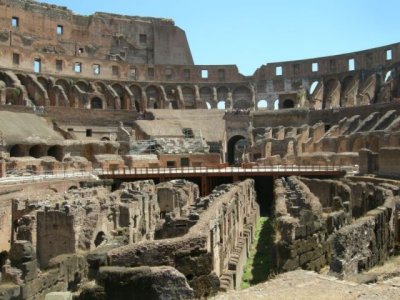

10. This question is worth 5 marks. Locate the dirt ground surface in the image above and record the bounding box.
[213,256,400,300]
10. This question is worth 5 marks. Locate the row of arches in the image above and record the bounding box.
[2,68,399,111]
[10,144,64,161]
[255,99,295,110]
[33,75,256,111]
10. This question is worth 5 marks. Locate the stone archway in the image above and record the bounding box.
[282,99,294,109]
[10,144,25,157]
[29,144,47,158]
[227,135,247,165]
[47,145,63,161]
[91,97,103,109]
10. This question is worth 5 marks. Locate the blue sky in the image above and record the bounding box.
[39,0,400,75]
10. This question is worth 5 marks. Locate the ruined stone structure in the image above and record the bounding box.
[273,176,399,277]
[0,178,258,299]
[0,0,400,299]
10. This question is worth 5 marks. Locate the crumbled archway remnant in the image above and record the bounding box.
[79,266,194,300]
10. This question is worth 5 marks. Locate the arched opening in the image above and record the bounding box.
[200,87,213,108]
[309,81,319,94]
[341,76,356,107]
[101,137,110,141]
[257,99,268,110]
[182,86,196,108]
[10,145,25,157]
[282,99,294,109]
[29,145,46,158]
[323,78,340,109]
[146,86,161,109]
[38,77,49,90]
[47,145,63,161]
[130,85,142,111]
[55,79,70,96]
[112,83,129,110]
[94,231,107,247]
[233,86,251,109]
[164,86,179,109]
[68,185,78,191]
[227,135,247,165]
[75,81,89,92]
[217,86,229,108]
[91,97,103,109]
[273,99,279,110]
[0,71,14,86]
[217,101,225,110]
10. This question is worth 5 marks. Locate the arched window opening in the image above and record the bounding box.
[217,101,225,110]
[257,100,268,110]
[91,97,103,109]
[310,81,319,94]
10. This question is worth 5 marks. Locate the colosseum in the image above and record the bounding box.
[0,0,399,299]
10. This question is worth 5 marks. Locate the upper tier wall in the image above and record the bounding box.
[0,0,399,111]
[0,0,193,66]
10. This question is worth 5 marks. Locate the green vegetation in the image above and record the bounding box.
[14,86,22,96]
[241,216,275,289]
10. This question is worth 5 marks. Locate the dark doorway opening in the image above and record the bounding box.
[227,135,247,165]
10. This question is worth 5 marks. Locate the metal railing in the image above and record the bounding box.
[0,164,358,185]
[94,164,357,176]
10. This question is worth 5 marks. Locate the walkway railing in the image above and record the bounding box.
[0,165,357,185]
[94,164,357,176]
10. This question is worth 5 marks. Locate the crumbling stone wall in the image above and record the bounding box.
[249,107,400,166]
[329,196,397,277]
[95,179,259,298]
[0,180,164,299]
[1,240,87,300]
[273,177,331,272]
[274,176,399,278]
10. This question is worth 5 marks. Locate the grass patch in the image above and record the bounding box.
[241,216,275,289]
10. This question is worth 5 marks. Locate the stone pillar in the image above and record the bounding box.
[141,90,148,110]
[0,158,5,178]
[0,85,6,105]
[194,85,201,108]
[267,99,275,110]
[212,87,218,108]
[176,85,184,109]
[250,84,256,109]
[227,91,233,110]
[159,85,168,109]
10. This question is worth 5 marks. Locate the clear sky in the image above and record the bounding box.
[38,0,400,76]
